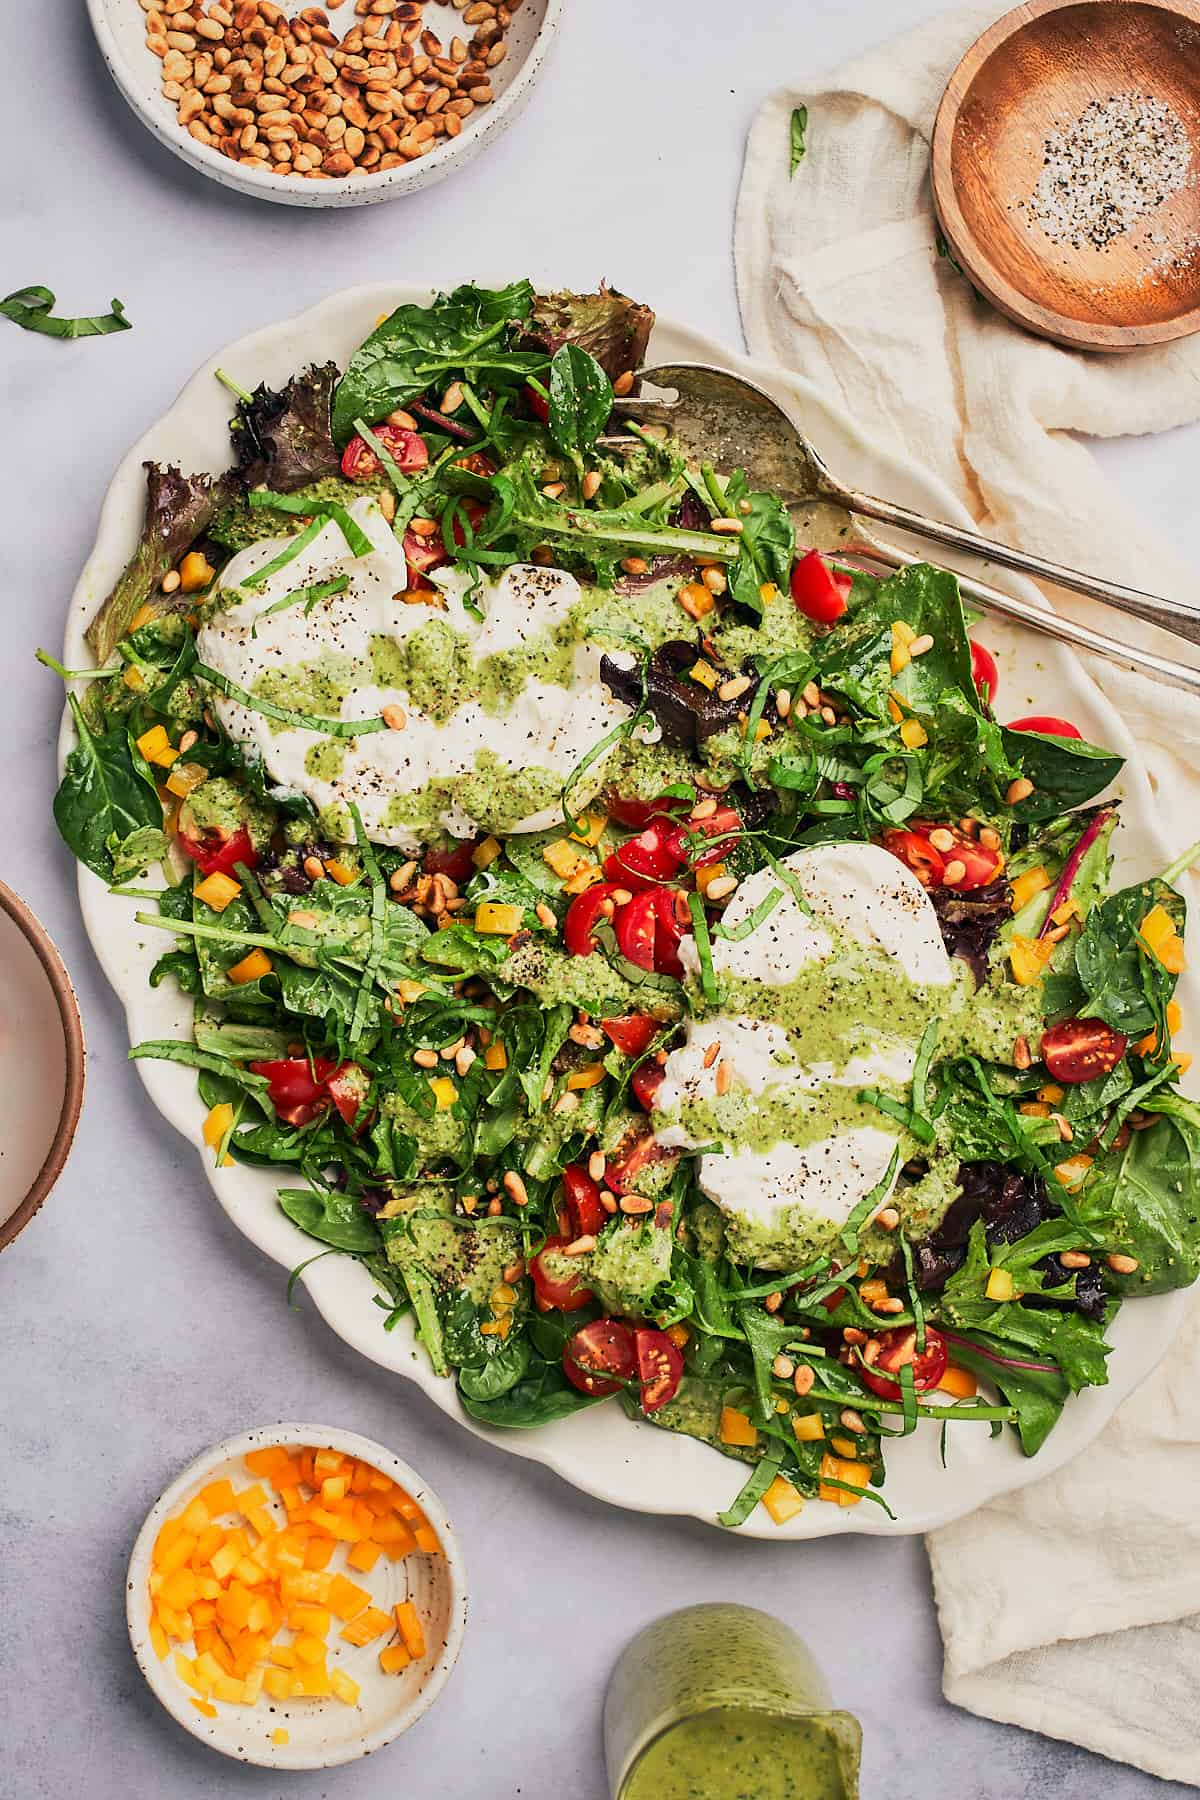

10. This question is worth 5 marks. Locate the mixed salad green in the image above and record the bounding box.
[48,282,1200,1526]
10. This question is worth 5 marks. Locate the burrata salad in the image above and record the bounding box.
[48,282,1200,1526]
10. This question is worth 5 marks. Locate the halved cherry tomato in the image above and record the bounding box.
[664,804,742,870]
[790,549,852,624]
[882,828,945,890]
[600,1013,659,1059]
[525,382,549,424]
[635,1326,685,1411]
[326,1063,371,1131]
[614,887,690,976]
[970,640,999,705]
[1041,1018,1129,1084]
[402,496,489,577]
[603,818,685,889]
[859,1325,949,1400]
[904,823,1003,891]
[564,883,626,957]
[562,1164,605,1238]
[179,825,259,880]
[250,1056,339,1128]
[606,794,686,830]
[529,1235,595,1312]
[563,1318,638,1396]
[604,1126,676,1197]
[423,837,479,883]
[1007,714,1083,740]
[631,1062,665,1112]
[340,424,428,483]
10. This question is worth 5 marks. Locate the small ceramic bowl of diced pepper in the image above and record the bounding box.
[126,1424,467,1768]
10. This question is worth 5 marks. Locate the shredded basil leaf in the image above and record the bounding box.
[2,285,131,339]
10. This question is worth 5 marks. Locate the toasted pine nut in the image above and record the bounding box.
[979,826,1002,850]
[908,633,934,656]
[503,1170,528,1207]
[793,1365,815,1397]
[563,1233,596,1256]
[876,1206,900,1231]
[1059,1250,1091,1269]
[412,1047,438,1069]
[1006,777,1035,805]
[705,875,738,902]
[700,565,727,595]
[715,1058,733,1095]
[942,859,967,887]
[620,556,648,576]
[619,1196,652,1216]
[440,381,464,413]
[709,517,744,535]
[772,1354,796,1380]
[613,370,635,396]
[381,703,407,730]
[587,1151,606,1183]
[1107,1252,1140,1274]
[717,674,751,702]
[302,855,325,882]
[581,470,602,501]
[1013,1034,1032,1069]
[702,1040,722,1069]
[535,901,556,929]
[776,688,792,718]
[928,828,955,852]
[764,1290,783,1313]
[840,1408,867,1434]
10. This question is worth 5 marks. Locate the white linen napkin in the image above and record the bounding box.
[736,7,1200,1784]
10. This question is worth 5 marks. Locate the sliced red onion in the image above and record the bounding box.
[1037,807,1112,941]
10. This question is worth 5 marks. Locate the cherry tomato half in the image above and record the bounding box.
[1041,1018,1129,1084]
[603,818,685,889]
[563,883,626,957]
[606,794,687,831]
[563,1318,638,1396]
[1007,715,1083,740]
[600,1013,659,1059]
[562,1164,606,1238]
[326,1063,371,1131]
[605,1126,676,1196]
[635,1326,685,1412]
[631,1062,666,1112]
[340,424,428,483]
[529,1235,595,1312]
[250,1056,339,1128]
[179,825,259,880]
[663,804,742,871]
[402,496,489,577]
[882,828,945,890]
[423,837,479,883]
[907,823,1003,891]
[614,887,690,976]
[790,549,852,624]
[859,1326,949,1400]
[970,640,999,705]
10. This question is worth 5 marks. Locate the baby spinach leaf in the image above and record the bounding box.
[457,1334,531,1402]
[107,824,169,883]
[2,285,131,338]
[457,1349,605,1427]
[999,725,1123,821]
[723,470,795,618]
[53,696,163,879]
[1074,877,1184,1036]
[547,343,613,463]
[1076,1089,1200,1291]
[278,1185,382,1253]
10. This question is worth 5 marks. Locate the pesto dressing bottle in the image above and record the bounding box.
[604,1604,861,1800]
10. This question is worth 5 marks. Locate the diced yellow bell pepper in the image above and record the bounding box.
[890,622,911,676]
[569,811,607,847]
[566,1063,605,1090]
[818,1454,870,1506]
[326,1574,371,1621]
[761,1475,805,1524]
[483,1043,508,1070]
[678,581,714,618]
[339,1605,393,1647]
[130,602,157,632]
[893,619,917,647]
[792,1412,825,1443]
[136,724,170,762]
[830,1435,859,1458]
[347,1540,383,1573]
[938,1364,978,1399]
[564,863,605,894]
[1009,934,1056,986]
[396,979,427,1003]
[543,838,587,879]
[887,691,904,724]
[1011,865,1051,911]
[1054,1153,1094,1192]
[475,902,523,935]
[166,761,207,800]
[690,660,719,691]
[1138,903,1177,958]
[1173,1051,1194,1074]
[719,1407,758,1448]
[1036,1083,1065,1104]
[193,871,241,911]
[123,666,146,692]
[429,1076,457,1111]
[271,1728,289,1746]
[203,1103,234,1149]
[379,1644,412,1675]
[179,551,216,594]
[759,582,779,606]
[394,1600,426,1657]
[1051,896,1080,926]
[228,949,272,986]
[479,1313,513,1338]
[1135,999,1183,1057]
[899,717,928,749]
[190,1698,217,1719]
[472,835,502,869]
[985,1267,1014,1302]
[326,859,356,886]
[330,1668,360,1707]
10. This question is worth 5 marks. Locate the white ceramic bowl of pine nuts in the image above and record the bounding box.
[126,1424,468,1767]
[87,0,564,206]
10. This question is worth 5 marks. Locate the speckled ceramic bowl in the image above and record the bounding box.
[86,0,564,208]
[0,881,85,1253]
[126,1424,468,1768]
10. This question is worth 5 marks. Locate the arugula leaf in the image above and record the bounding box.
[2,285,131,338]
[547,344,614,466]
[52,696,163,880]
[789,105,808,175]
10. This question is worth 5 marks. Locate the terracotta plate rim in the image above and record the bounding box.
[931,0,1200,352]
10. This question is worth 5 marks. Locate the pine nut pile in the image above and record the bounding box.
[139,0,517,181]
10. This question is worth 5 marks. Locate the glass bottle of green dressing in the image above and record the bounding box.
[604,1604,861,1800]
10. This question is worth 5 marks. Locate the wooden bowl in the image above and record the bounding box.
[0,881,85,1251]
[932,0,1200,350]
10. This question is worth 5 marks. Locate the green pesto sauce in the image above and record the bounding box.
[623,1708,857,1800]
[381,1090,466,1163]
[500,940,683,1024]
[378,1186,518,1307]
[368,619,576,724]
[305,738,347,782]
[253,652,357,727]
[547,1218,674,1316]
[182,776,276,850]
[381,755,564,839]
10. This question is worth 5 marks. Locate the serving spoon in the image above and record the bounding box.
[610,362,1200,699]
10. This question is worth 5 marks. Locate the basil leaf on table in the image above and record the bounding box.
[789,104,808,175]
[2,285,131,338]
[52,696,163,880]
